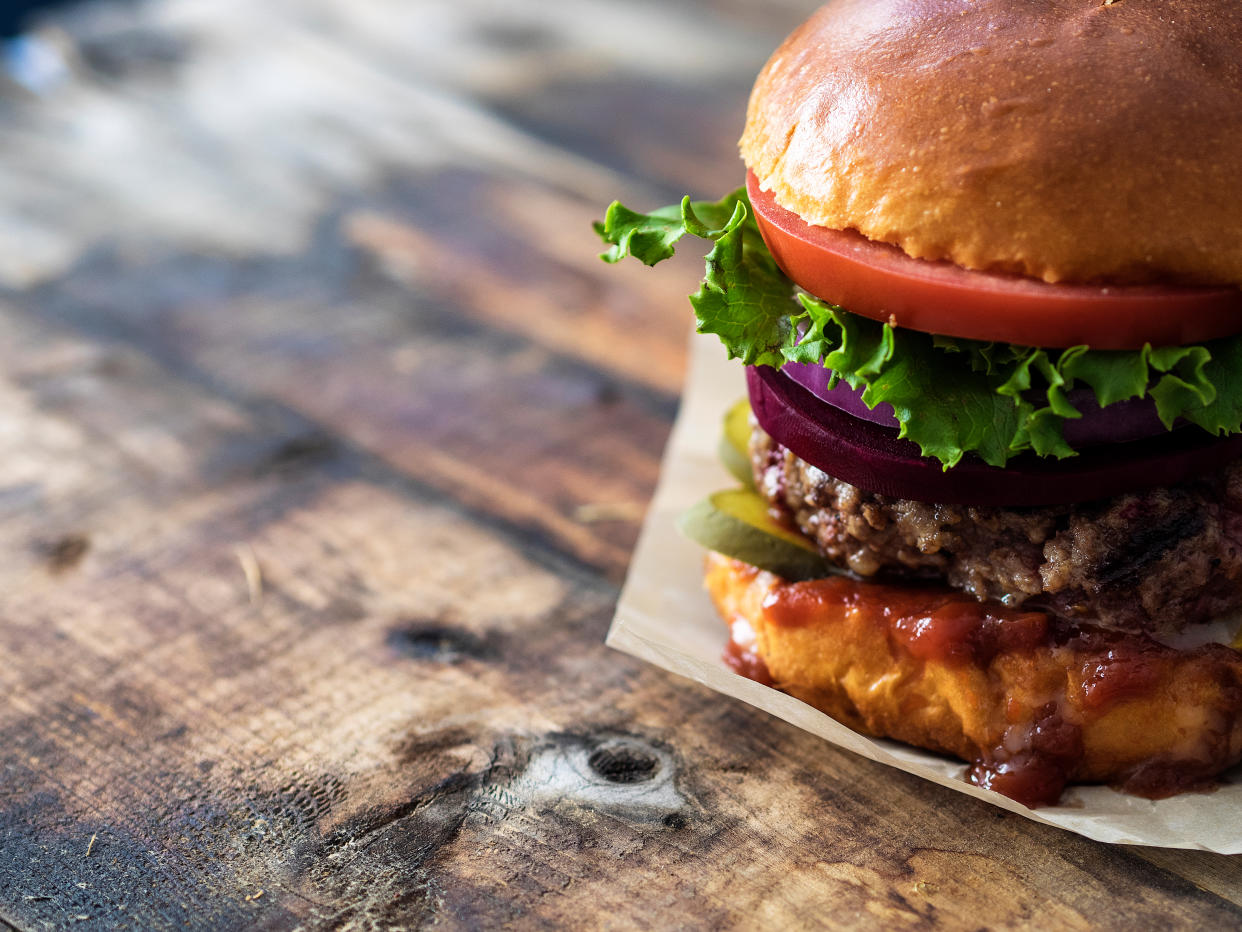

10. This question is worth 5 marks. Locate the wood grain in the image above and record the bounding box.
[0,0,1238,929]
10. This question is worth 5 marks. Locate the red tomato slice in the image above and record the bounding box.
[747,171,1242,349]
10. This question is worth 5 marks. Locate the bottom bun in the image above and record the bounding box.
[704,552,1242,807]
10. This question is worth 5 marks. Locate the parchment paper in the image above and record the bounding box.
[608,332,1242,853]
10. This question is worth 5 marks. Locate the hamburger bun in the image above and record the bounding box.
[740,0,1242,285]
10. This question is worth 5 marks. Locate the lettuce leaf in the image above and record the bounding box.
[595,189,1242,469]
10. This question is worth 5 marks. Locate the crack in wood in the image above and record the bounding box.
[327,739,525,859]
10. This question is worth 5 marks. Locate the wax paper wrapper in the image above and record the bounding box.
[608,332,1242,853]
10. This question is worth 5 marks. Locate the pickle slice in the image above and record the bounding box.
[677,487,831,581]
[717,398,755,489]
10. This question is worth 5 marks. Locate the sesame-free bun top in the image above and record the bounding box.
[741,0,1242,285]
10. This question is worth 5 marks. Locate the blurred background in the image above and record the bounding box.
[1,0,63,36]
[0,0,820,614]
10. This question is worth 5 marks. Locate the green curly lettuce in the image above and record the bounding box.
[594,188,1242,469]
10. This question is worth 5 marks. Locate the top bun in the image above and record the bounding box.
[741,0,1242,285]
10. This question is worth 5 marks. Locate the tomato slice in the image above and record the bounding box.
[747,172,1242,349]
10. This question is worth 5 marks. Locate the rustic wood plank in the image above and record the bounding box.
[0,290,617,926]
[341,175,697,396]
[12,205,677,579]
[0,0,1240,929]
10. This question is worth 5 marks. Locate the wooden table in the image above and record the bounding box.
[1,1,1239,927]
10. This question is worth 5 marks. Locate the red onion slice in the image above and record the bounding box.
[1060,391,1171,447]
[748,365,1242,506]
[780,362,1171,447]
[781,362,896,428]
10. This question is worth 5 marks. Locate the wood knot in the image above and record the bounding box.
[587,742,660,784]
[516,733,687,823]
[386,623,493,663]
[257,431,339,476]
[39,533,90,573]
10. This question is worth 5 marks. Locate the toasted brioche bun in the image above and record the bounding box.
[705,553,1242,799]
[740,0,1242,285]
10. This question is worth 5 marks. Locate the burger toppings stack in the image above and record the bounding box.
[596,0,1242,806]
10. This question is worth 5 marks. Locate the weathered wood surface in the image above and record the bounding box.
[0,0,1239,928]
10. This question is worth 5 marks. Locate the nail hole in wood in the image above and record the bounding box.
[587,742,660,784]
[40,533,90,573]
[259,431,339,475]
[386,624,489,663]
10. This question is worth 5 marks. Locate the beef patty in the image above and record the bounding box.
[751,427,1242,634]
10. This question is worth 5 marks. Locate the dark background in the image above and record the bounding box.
[1,0,64,37]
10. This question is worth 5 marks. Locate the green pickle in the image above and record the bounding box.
[678,399,833,580]
[676,488,830,581]
[717,398,755,489]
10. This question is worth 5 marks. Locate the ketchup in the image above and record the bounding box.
[968,704,1084,808]
[894,603,1048,667]
[723,634,774,686]
[1079,641,1166,711]
[761,575,1050,666]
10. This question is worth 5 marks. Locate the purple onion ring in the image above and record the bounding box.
[780,361,1171,447]
[750,366,1242,506]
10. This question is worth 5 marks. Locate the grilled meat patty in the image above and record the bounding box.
[751,427,1242,634]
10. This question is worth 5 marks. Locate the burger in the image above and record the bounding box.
[596,0,1242,807]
